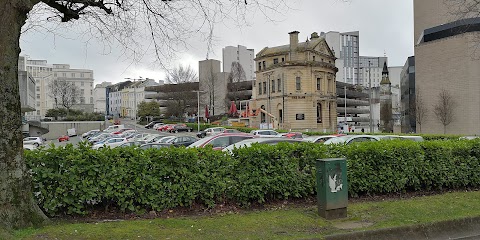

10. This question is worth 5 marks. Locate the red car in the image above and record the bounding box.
[112,128,132,134]
[158,124,174,132]
[58,135,70,142]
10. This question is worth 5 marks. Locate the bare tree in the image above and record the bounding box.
[433,89,456,134]
[226,62,247,111]
[413,88,429,133]
[228,62,247,83]
[0,0,289,229]
[47,79,80,110]
[166,65,198,84]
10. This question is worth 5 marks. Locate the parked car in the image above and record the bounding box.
[224,129,242,134]
[88,133,114,144]
[196,127,226,138]
[157,124,175,132]
[323,135,380,145]
[460,136,480,140]
[82,129,100,138]
[130,133,150,142]
[140,143,172,150]
[103,124,125,133]
[92,137,128,150]
[112,128,133,135]
[303,135,339,143]
[250,130,279,137]
[143,134,162,143]
[169,124,193,133]
[188,133,256,150]
[23,144,37,151]
[23,137,44,147]
[154,136,176,143]
[58,135,70,142]
[117,141,143,148]
[377,135,425,142]
[166,136,198,147]
[153,123,165,130]
[145,121,163,129]
[279,132,303,139]
[223,138,303,153]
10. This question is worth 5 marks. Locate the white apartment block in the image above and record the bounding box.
[94,81,112,114]
[323,31,360,85]
[222,45,255,81]
[19,56,95,119]
[359,56,388,88]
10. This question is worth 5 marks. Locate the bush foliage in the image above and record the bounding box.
[25,139,480,216]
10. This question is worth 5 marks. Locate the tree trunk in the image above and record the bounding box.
[0,0,48,229]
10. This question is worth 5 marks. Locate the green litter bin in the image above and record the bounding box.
[316,158,348,220]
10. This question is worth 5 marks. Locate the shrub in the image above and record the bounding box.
[25,139,480,216]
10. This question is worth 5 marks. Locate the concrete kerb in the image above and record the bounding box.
[325,216,480,240]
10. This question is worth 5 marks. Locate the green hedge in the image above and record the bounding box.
[25,139,480,216]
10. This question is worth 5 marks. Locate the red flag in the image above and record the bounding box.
[205,105,210,119]
[228,101,238,116]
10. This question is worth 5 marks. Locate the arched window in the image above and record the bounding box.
[317,103,322,123]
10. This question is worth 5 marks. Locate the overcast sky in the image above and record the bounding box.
[20,0,413,85]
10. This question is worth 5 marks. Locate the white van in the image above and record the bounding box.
[104,125,126,133]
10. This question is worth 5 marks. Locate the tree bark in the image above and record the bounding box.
[0,0,48,229]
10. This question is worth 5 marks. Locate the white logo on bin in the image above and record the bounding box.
[328,174,343,193]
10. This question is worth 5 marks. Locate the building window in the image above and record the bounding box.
[81,89,85,95]
[277,79,281,92]
[90,97,94,104]
[62,73,66,77]
[279,109,283,123]
[282,58,285,62]
[262,61,266,69]
[296,113,305,120]
[258,62,262,71]
[258,82,262,95]
[296,77,301,91]
[273,58,278,64]
[90,89,93,95]
[80,73,85,78]
[72,73,76,78]
[81,82,84,87]
[90,83,93,87]
[317,103,322,123]
[263,82,267,94]
[36,86,40,91]
[36,110,40,115]
[271,80,275,93]
[316,78,321,91]
[36,94,40,99]
[80,97,85,104]
[313,56,316,61]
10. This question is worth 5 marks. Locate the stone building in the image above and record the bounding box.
[414,0,480,134]
[250,31,338,131]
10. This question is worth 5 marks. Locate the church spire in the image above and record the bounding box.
[380,61,390,85]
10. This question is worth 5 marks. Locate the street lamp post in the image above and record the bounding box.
[193,90,205,132]
[368,61,373,133]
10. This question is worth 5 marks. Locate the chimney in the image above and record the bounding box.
[289,31,299,51]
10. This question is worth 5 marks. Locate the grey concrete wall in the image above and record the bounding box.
[41,121,106,140]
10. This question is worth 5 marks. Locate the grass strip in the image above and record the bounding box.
[14,191,480,240]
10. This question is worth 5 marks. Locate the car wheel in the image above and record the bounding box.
[188,129,192,132]
[175,130,178,133]
[34,143,39,147]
